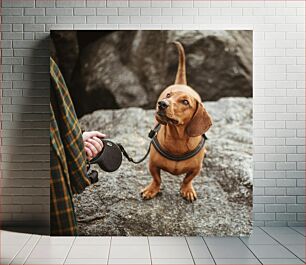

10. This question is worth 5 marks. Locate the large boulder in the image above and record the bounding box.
[51,30,252,116]
[74,97,253,236]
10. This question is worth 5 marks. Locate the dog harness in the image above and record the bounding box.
[149,124,207,161]
[118,123,207,164]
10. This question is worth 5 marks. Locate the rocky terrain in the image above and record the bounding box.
[51,30,252,117]
[74,97,253,236]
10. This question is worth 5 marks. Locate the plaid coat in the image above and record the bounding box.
[50,57,90,236]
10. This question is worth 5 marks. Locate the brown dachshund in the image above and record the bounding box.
[141,41,213,202]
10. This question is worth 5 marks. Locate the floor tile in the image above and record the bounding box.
[249,244,297,259]
[74,236,110,245]
[215,259,261,264]
[24,258,65,264]
[28,245,71,259]
[189,244,213,259]
[152,258,194,264]
[263,227,301,235]
[0,259,11,265]
[1,245,23,259]
[186,236,205,245]
[150,245,192,259]
[111,236,148,245]
[37,236,75,245]
[149,236,187,245]
[261,258,304,264]
[10,235,41,263]
[208,244,256,259]
[241,234,278,245]
[252,227,267,235]
[109,245,150,259]
[108,259,151,264]
[0,231,31,246]
[204,237,242,246]
[286,245,306,260]
[272,234,305,245]
[1,227,305,265]
[290,227,306,236]
[10,258,25,265]
[65,258,108,264]
[67,245,109,259]
[194,258,215,264]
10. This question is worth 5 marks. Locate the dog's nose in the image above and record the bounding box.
[158,100,169,110]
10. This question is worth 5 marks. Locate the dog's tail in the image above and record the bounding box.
[173,41,187,85]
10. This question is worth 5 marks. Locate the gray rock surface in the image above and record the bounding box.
[74,97,253,236]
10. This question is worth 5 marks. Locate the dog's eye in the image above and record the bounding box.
[182,99,189,105]
[166,93,171,98]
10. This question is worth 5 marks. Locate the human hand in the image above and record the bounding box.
[82,131,106,161]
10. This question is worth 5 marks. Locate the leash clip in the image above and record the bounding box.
[148,129,156,139]
[148,124,161,139]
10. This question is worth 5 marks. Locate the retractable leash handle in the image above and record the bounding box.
[91,139,123,172]
[88,124,160,176]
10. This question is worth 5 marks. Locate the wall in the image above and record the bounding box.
[0,0,305,227]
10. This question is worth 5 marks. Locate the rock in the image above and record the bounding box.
[74,97,253,236]
[51,30,252,116]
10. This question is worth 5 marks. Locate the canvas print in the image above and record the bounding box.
[50,30,253,236]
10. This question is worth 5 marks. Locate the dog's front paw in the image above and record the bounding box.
[180,184,197,202]
[141,183,160,200]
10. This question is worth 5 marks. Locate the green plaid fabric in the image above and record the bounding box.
[50,57,90,236]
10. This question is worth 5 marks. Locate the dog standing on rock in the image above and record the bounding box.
[141,41,213,202]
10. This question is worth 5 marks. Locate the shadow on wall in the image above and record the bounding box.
[1,37,50,233]
[2,226,49,235]
[51,30,253,118]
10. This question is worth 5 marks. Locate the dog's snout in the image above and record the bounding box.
[158,100,169,110]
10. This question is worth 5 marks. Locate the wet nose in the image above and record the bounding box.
[158,100,169,110]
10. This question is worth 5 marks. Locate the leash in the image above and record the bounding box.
[117,124,161,164]
[118,124,207,164]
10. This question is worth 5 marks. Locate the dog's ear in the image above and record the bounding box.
[186,101,212,137]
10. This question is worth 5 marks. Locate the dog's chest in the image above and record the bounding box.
[161,161,189,175]
[151,149,204,175]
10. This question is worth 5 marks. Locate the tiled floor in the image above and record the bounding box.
[1,227,305,265]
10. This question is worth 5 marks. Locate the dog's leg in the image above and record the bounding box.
[180,169,200,202]
[141,164,161,200]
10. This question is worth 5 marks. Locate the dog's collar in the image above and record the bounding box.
[148,124,207,161]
